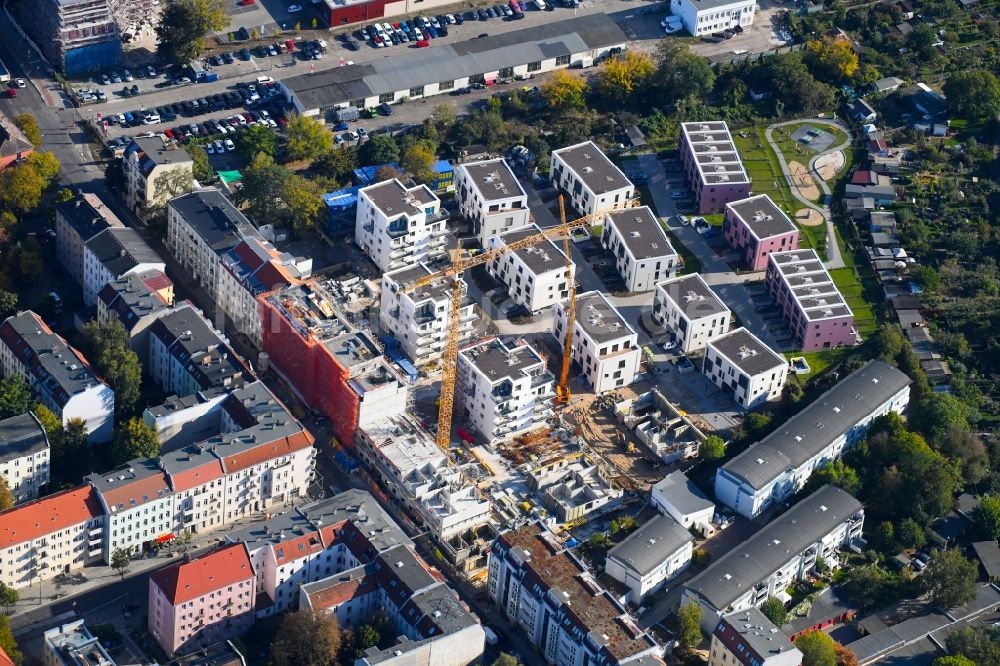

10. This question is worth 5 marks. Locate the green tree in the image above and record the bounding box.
[805,459,861,496]
[921,550,977,609]
[945,626,1000,664]
[676,603,703,649]
[759,597,787,627]
[112,418,159,464]
[943,70,1000,123]
[281,174,324,232]
[81,320,142,415]
[110,547,130,580]
[238,123,279,160]
[909,264,940,292]
[18,237,44,280]
[156,0,230,63]
[0,161,46,213]
[236,152,290,221]
[910,393,971,444]
[0,615,23,666]
[593,51,655,102]
[0,477,13,511]
[701,435,725,461]
[13,113,42,147]
[0,376,31,419]
[654,41,715,105]
[795,630,837,666]
[28,151,61,184]
[285,115,334,162]
[359,134,399,166]
[896,518,926,550]
[313,146,359,182]
[692,548,711,567]
[271,609,341,666]
[399,140,436,184]
[0,582,18,611]
[540,70,587,110]
[188,143,213,182]
[0,289,18,320]
[803,36,859,81]
[491,655,522,666]
[932,656,975,666]
[973,495,1000,540]
[874,521,895,551]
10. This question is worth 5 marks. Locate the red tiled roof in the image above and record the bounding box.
[306,576,379,611]
[98,470,172,511]
[150,543,255,606]
[221,430,314,474]
[0,645,14,666]
[169,459,225,492]
[0,485,102,550]
[141,270,174,294]
[851,170,877,185]
[273,530,325,566]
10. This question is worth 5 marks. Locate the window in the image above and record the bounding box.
[439,80,455,90]
[409,85,425,97]
[555,55,570,66]
[499,67,513,77]
[378,92,395,104]
[527,61,542,72]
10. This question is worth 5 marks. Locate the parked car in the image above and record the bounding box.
[378,102,394,115]
[416,39,430,47]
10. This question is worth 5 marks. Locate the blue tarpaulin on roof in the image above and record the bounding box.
[334,450,360,472]
[381,335,419,382]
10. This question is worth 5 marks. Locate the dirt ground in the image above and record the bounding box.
[795,208,825,227]
[814,150,845,181]
[788,160,822,201]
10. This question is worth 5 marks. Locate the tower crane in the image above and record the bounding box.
[555,195,576,405]
[397,198,640,456]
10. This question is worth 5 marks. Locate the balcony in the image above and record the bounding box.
[387,224,408,239]
[415,311,436,325]
[530,371,555,389]
[390,246,410,259]
[362,222,374,233]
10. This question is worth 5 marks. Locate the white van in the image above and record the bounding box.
[534,0,546,9]
[256,75,273,85]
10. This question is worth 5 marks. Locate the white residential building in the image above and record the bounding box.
[600,206,677,292]
[683,485,864,629]
[715,361,911,519]
[457,337,555,445]
[670,0,756,37]
[605,514,693,604]
[488,523,662,665]
[44,619,118,666]
[553,291,641,393]
[0,413,50,504]
[455,158,531,245]
[380,263,475,368]
[85,458,174,561]
[0,485,105,590]
[653,274,732,354]
[487,225,574,314]
[123,136,193,218]
[651,470,715,532]
[703,327,788,410]
[550,141,635,217]
[355,179,448,273]
[82,227,165,307]
[0,311,115,443]
[355,416,491,539]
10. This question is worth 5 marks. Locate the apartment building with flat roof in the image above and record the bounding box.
[487,225,574,314]
[723,195,800,271]
[679,122,751,214]
[455,158,531,245]
[601,206,678,292]
[652,273,732,354]
[550,141,635,217]
[703,328,788,410]
[355,179,448,272]
[554,291,641,393]
[766,249,857,352]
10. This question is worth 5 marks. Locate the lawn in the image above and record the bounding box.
[663,225,702,274]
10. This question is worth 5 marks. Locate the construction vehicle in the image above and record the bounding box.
[397,197,640,458]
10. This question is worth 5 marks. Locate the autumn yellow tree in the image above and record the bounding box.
[593,51,655,103]
[541,70,587,110]
[804,36,859,82]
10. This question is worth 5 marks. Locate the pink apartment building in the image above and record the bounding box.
[723,195,800,271]
[148,543,257,656]
[766,249,858,352]
[679,122,751,214]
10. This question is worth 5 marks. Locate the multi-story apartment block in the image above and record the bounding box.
[605,514,693,605]
[455,158,531,245]
[709,608,802,666]
[766,250,857,352]
[82,227,165,307]
[550,141,635,217]
[149,543,257,656]
[124,137,193,218]
[0,311,114,442]
[43,619,118,666]
[148,305,247,399]
[488,226,574,314]
[553,291,641,393]
[86,458,174,561]
[12,0,120,75]
[723,195,800,271]
[56,193,124,286]
[259,280,408,446]
[97,270,175,365]
[488,523,662,665]
[380,263,476,369]
[0,413,50,504]
[703,328,788,410]
[167,189,310,349]
[600,206,677,292]
[0,485,104,590]
[679,122,751,214]
[652,274,731,354]
[457,337,554,444]
[550,141,635,215]
[683,485,864,629]
[354,179,448,272]
[218,237,309,348]
[355,416,491,539]
[302,542,485,666]
[670,0,756,37]
[715,360,910,518]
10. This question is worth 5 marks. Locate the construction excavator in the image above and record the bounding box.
[396,196,640,457]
